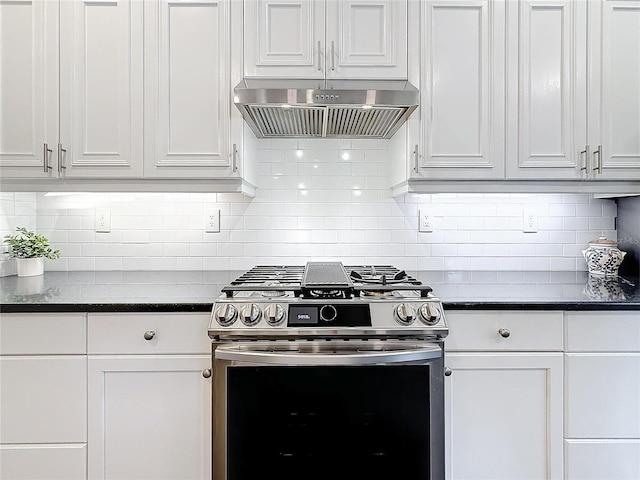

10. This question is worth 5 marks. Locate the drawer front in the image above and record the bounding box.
[0,356,87,443]
[565,353,640,438]
[566,311,640,352]
[445,311,564,351]
[0,313,86,355]
[88,312,211,354]
[565,440,640,480]
[0,444,86,480]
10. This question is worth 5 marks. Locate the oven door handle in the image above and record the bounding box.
[215,344,442,365]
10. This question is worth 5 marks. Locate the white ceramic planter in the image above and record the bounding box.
[15,275,44,295]
[16,257,44,277]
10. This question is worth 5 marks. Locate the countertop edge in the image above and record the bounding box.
[0,303,214,314]
[2,301,639,314]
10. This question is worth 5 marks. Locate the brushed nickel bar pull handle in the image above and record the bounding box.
[317,40,322,71]
[330,40,335,71]
[413,145,419,173]
[592,145,602,175]
[58,143,67,173]
[579,144,589,178]
[43,143,53,172]
[232,144,238,172]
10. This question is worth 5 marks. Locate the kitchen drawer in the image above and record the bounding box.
[565,353,640,438]
[565,440,640,479]
[0,356,87,443]
[445,311,563,351]
[0,313,86,355]
[88,312,211,354]
[565,311,640,352]
[0,444,87,480]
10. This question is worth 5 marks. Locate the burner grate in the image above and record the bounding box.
[220,263,433,298]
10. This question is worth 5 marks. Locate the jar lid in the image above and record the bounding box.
[588,236,618,247]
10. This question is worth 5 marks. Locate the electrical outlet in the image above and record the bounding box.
[523,209,538,233]
[419,209,433,232]
[205,210,220,233]
[96,208,111,233]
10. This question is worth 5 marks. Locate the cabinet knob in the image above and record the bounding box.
[202,368,212,379]
[143,330,156,341]
[498,328,510,338]
[444,367,452,377]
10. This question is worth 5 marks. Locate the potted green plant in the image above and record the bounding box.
[3,227,60,277]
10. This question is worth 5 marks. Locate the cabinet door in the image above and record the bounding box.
[0,0,58,179]
[244,0,325,78]
[58,0,144,178]
[325,0,407,79]
[144,0,232,178]
[0,356,87,444]
[588,0,640,180]
[88,355,212,480]
[417,0,505,179]
[445,352,563,479]
[0,444,86,480]
[506,0,588,179]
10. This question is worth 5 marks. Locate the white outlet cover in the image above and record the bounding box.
[523,209,538,233]
[419,209,433,233]
[205,210,220,233]
[96,208,111,233]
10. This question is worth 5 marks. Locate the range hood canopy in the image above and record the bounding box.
[233,79,419,139]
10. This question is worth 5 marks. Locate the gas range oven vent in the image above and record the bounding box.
[326,106,406,137]
[246,105,325,137]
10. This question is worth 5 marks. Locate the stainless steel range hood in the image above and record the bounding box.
[233,79,419,139]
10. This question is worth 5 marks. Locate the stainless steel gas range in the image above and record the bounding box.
[208,262,449,480]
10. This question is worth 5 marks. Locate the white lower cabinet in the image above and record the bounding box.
[87,355,212,480]
[87,313,212,480]
[444,311,564,479]
[0,313,87,480]
[564,311,640,480]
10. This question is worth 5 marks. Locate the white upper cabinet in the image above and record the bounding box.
[588,0,640,180]
[325,0,407,78]
[414,0,505,179]
[1,0,255,192]
[144,0,234,178]
[506,0,587,180]
[392,0,639,193]
[0,0,144,180]
[0,0,58,179]
[507,0,640,181]
[244,0,325,78]
[59,0,144,178]
[244,0,407,79]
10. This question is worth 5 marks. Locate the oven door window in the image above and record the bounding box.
[227,365,430,480]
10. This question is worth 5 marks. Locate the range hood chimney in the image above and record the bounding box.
[233,79,419,139]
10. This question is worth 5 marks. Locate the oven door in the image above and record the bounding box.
[212,340,444,480]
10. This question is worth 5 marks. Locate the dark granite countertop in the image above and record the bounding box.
[1,270,639,313]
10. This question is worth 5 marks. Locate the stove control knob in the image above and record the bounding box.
[215,304,237,327]
[240,304,262,326]
[320,305,338,323]
[419,303,441,325]
[264,303,285,326]
[395,304,416,326]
